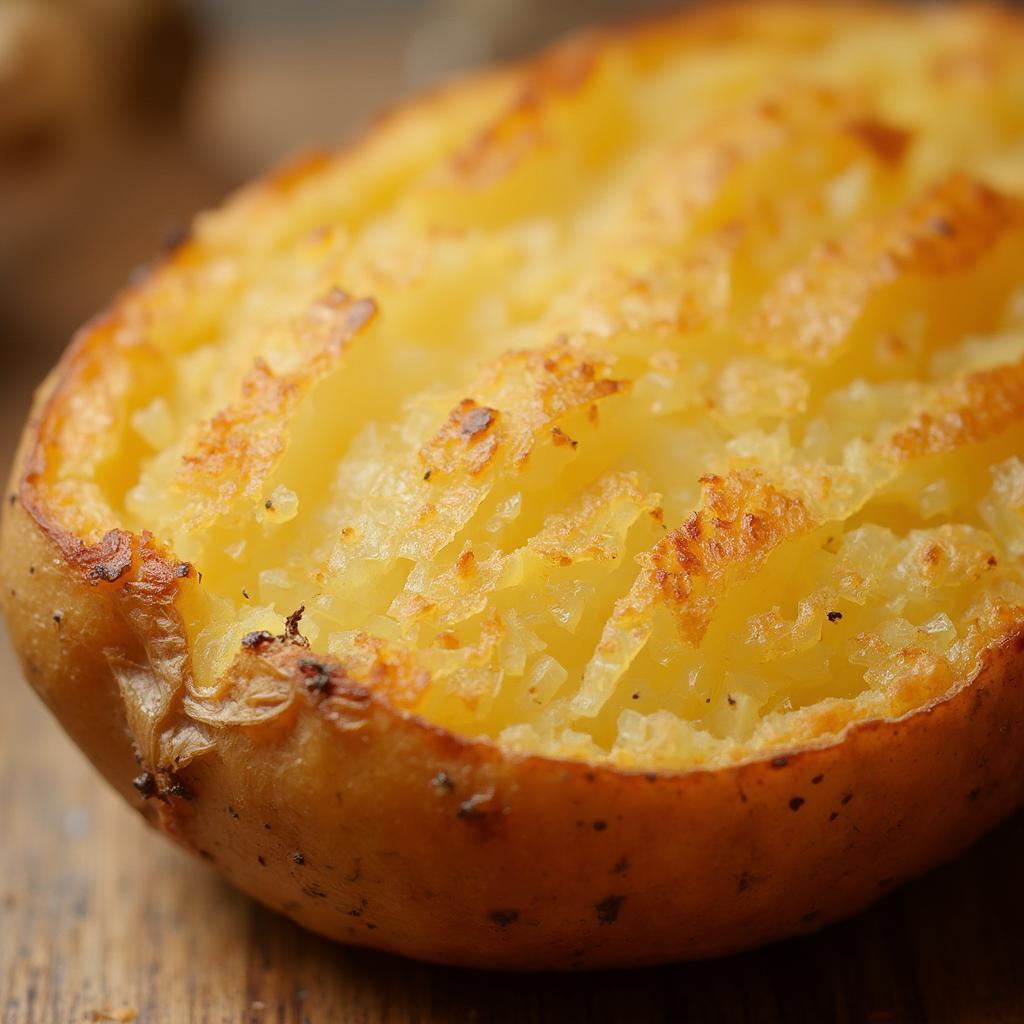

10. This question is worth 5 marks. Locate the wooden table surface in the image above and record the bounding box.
[2,370,1024,1024]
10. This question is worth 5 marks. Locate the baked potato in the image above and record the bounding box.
[5,2,1024,969]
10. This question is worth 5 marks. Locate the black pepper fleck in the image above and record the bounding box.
[789,796,805,811]
[827,610,843,622]
[241,630,274,649]
[488,909,520,927]
[132,772,157,799]
[285,605,307,643]
[431,771,455,793]
[595,894,625,925]
[298,657,332,694]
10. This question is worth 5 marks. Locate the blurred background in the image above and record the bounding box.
[0,0,676,452]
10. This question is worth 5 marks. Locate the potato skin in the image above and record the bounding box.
[6,2,1024,970]
[5,406,1024,968]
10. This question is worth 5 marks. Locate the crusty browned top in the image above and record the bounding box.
[13,1,1024,770]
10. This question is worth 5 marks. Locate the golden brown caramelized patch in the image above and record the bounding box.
[21,2,1024,769]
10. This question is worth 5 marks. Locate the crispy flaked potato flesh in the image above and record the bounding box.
[5,2,1024,967]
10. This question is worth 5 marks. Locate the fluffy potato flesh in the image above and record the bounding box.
[23,2,1024,775]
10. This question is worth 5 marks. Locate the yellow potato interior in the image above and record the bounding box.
[37,4,1024,768]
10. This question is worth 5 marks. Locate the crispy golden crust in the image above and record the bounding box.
[5,475,1024,967]
[6,0,1024,968]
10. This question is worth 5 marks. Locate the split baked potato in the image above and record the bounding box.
[5,2,1024,969]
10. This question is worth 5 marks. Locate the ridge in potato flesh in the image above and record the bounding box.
[5,2,1024,968]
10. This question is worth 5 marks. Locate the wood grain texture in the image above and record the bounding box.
[2,615,1024,1024]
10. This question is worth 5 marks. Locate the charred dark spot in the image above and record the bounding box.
[632,692,640,700]
[364,922,377,931]
[987,556,998,567]
[89,563,127,583]
[812,774,824,785]
[967,786,982,801]
[265,499,274,510]
[228,806,239,820]
[52,611,63,626]
[264,823,272,831]
[595,894,625,925]
[613,856,629,876]
[727,694,736,706]
[166,776,194,801]
[199,849,215,862]
[644,772,658,782]
[284,605,307,643]
[459,405,496,440]
[132,772,157,800]
[737,870,756,893]
[423,470,432,481]
[841,792,853,805]
[488,909,520,927]
[298,657,332,694]
[826,610,843,622]
[302,884,327,899]
[801,910,821,925]
[241,589,250,600]
[771,756,790,769]
[789,796,805,811]
[592,820,607,832]
[27,566,34,575]
[241,630,274,649]
[431,771,455,794]
[829,811,839,822]
[293,851,305,866]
